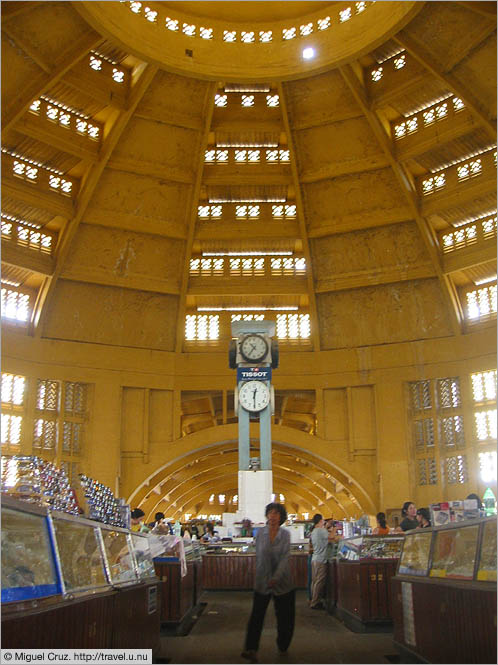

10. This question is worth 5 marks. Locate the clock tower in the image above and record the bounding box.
[229,320,278,523]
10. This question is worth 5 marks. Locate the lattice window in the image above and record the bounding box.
[199,27,213,40]
[229,258,265,276]
[1,414,22,446]
[479,451,497,483]
[62,421,83,455]
[185,314,220,341]
[282,27,297,40]
[417,457,437,485]
[214,94,227,107]
[1,287,31,323]
[436,377,461,409]
[439,415,465,448]
[393,54,406,69]
[241,95,255,107]
[339,7,352,22]
[89,54,102,71]
[422,173,445,195]
[37,379,60,411]
[2,373,26,406]
[64,382,87,415]
[475,409,497,441]
[453,97,465,112]
[355,2,366,13]
[112,68,125,83]
[445,455,468,484]
[130,1,142,14]
[471,370,497,403]
[371,67,383,82]
[189,258,224,277]
[223,31,237,42]
[409,380,432,411]
[466,284,497,321]
[231,314,265,322]
[441,224,477,253]
[48,174,73,195]
[457,158,482,181]
[482,214,497,240]
[270,257,306,276]
[276,313,310,340]
[33,418,57,452]
[13,159,38,183]
[413,418,435,451]
[266,94,279,107]
[241,31,255,43]
[144,7,157,22]
[235,205,260,219]
[165,17,179,31]
[300,22,313,36]
[259,31,272,43]
[317,16,331,30]
[198,204,222,219]
[272,204,296,219]
[182,23,196,36]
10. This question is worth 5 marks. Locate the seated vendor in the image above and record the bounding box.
[201,523,220,543]
[130,508,150,533]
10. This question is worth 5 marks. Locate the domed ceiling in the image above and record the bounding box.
[1,1,496,518]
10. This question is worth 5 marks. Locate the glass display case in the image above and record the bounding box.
[430,522,480,580]
[100,527,138,585]
[398,531,432,576]
[477,518,497,582]
[50,512,109,593]
[129,532,156,579]
[397,516,496,582]
[337,535,404,561]
[1,498,60,603]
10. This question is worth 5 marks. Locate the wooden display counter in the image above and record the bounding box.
[154,557,203,628]
[391,517,497,664]
[201,552,308,590]
[392,575,496,664]
[2,581,162,652]
[336,559,398,631]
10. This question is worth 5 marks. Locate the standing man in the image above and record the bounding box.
[309,513,331,609]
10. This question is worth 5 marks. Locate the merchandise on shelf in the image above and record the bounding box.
[337,535,404,561]
[78,474,125,527]
[1,456,79,514]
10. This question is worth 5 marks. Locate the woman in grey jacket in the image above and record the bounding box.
[241,503,295,663]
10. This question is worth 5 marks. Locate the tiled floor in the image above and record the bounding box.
[159,591,402,664]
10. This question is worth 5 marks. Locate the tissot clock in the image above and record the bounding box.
[239,334,269,362]
[238,380,270,412]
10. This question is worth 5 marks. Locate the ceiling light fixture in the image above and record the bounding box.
[302,47,315,60]
[475,276,497,286]
[202,251,293,257]
[197,306,299,312]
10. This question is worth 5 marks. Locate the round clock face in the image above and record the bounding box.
[240,334,269,362]
[238,380,270,412]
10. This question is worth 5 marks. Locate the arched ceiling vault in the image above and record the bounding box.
[128,435,371,520]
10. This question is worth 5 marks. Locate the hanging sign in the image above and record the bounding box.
[237,366,271,382]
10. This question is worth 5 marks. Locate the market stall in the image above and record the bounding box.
[334,535,405,631]
[392,516,497,664]
[1,495,161,653]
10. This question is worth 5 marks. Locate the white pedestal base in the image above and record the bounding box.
[236,470,273,523]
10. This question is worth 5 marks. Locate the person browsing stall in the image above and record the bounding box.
[309,513,335,610]
[396,501,418,532]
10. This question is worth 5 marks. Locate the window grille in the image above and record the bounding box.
[438,415,465,448]
[479,451,497,483]
[413,418,435,451]
[445,455,468,484]
[409,380,432,411]
[2,374,25,406]
[471,370,497,403]
[259,31,272,43]
[276,313,310,340]
[185,314,220,341]
[436,377,461,409]
[466,284,497,321]
[474,409,497,441]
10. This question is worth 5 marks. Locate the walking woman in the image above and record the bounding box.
[241,503,295,663]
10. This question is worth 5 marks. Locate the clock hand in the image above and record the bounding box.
[253,388,257,407]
